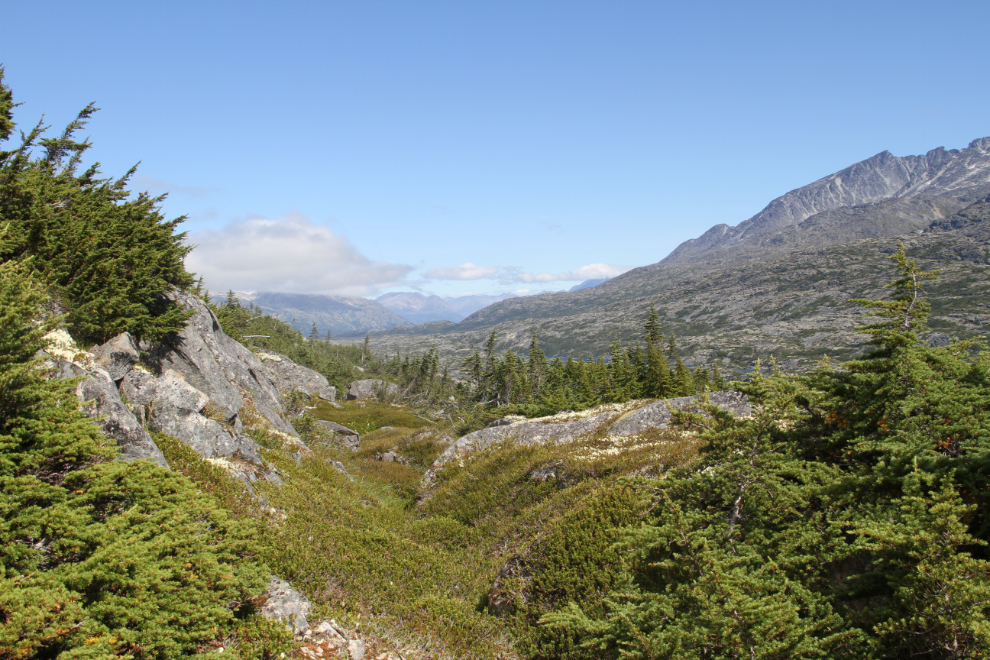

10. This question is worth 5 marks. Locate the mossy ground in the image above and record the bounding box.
[162,399,702,659]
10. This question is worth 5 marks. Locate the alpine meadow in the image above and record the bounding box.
[3,54,990,660]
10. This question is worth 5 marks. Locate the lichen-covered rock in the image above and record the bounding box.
[90,332,140,381]
[146,370,262,463]
[256,350,337,402]
[54,359,168,468]
[314,420,361,451]
[423,391,751,487]
[260,576,311,635]
[422,407,623,486]
[149,401,240,458]
[608,390,752,436]
[346,379,398,401]
[155,370,210,412]
[143,290,297,436]
[120,369,159,406]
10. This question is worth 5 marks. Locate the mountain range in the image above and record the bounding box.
[233,290,523,337]
[337,137,990,372]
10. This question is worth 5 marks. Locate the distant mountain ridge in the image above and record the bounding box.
[251,292,410,337]
[336,136,990,372]
[376,292,464,324]
[442,293,516,317]
[664,137,990,264]
[569,278,609,292]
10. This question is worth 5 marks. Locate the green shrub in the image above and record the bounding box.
[0,258,267,658]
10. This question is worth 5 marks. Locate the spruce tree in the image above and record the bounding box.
[0,71,194,343]
[528,331,549,400]
[712,360,728,390]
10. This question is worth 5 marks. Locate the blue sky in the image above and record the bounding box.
[3,1,988,298]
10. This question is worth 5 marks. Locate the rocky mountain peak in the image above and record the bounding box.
[662,135,990,264]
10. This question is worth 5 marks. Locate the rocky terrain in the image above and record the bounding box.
[346,213,990,372]
[43,290,342,482]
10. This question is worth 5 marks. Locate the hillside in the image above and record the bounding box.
[345,196,990,372]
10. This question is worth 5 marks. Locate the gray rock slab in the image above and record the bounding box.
[257,350,337,402]
[55,359,168,468]
[148,401,240,459]
[260,576,311,635]
[143,291,297,436]
[314,420,361,451]
[608,390,752,436]
[346,379,398,400]
[90,332,140,381]
[155,369,210,413]
[423,391,752,488]
[422,410,617,486]
[120,369,158,406]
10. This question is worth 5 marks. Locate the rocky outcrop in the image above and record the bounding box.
[260,576,311,635]
[43,290,341,477]
[53,359,168,468]
[143,290,297,436]
[346,379,399,401]
[423,391,751,487]
[608,390,751,436]
[256,350,336,401]
[314,420,361,451]
[90,332,140,381]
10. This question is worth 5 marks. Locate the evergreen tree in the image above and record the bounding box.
[712,360,728,390]
[644,303,664,346]
[0,71,194,343]
[528,331,549,399]
[673,354,694,397]
[693,364,711,393]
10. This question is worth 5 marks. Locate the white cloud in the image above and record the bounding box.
[423,261,631,285]
[509,263,631,283]
[185,212,412,296]
[422,262,499,280]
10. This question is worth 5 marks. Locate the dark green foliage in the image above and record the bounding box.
[541,244,990,659]
[0,71,194,344]
[0,258,267,657]
[451,303,718,418]
[516,486,645,660]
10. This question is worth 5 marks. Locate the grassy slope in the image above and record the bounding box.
[160,395,700,659]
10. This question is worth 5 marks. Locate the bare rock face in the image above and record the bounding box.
[423,391,751,487]
[346,379,398,401]
[143,291,297,436]
[120,369,158,406]
[608,390,751,436]
[146,370,262,463]
[54,359,168,468]
[260,576,311,635]
[256,350,336,402]
[90,332,140,382]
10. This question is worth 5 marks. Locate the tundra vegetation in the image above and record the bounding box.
[2,70,990,659]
